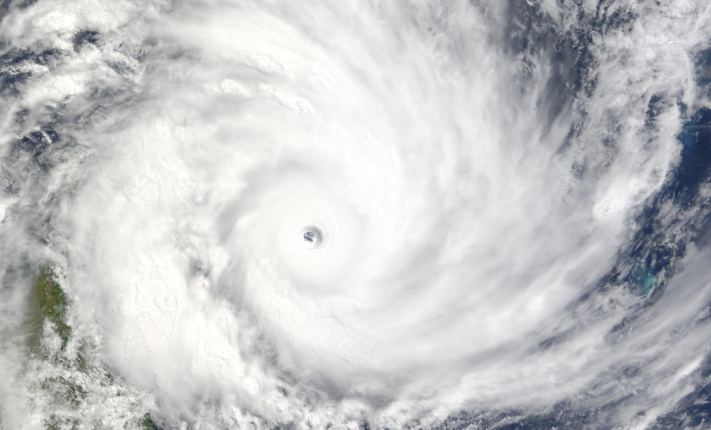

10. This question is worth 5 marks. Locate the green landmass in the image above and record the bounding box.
[22,266,87,429]
[24,266,71,353]
[140,413,159,430]
[22,266,154,429]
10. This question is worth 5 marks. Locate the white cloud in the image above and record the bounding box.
[1,0,711,428]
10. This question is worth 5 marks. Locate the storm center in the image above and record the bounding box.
[302,227,322,248]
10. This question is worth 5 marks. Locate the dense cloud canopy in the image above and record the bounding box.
[1,0,711,428]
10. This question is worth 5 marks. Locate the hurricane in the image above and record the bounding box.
[2,0,711,429]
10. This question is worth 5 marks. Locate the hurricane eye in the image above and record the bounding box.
[301,227,322,248]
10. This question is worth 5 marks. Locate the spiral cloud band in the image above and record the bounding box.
[2,0,711,428]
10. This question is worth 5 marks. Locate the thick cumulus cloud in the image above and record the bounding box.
[2,0,711,428]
